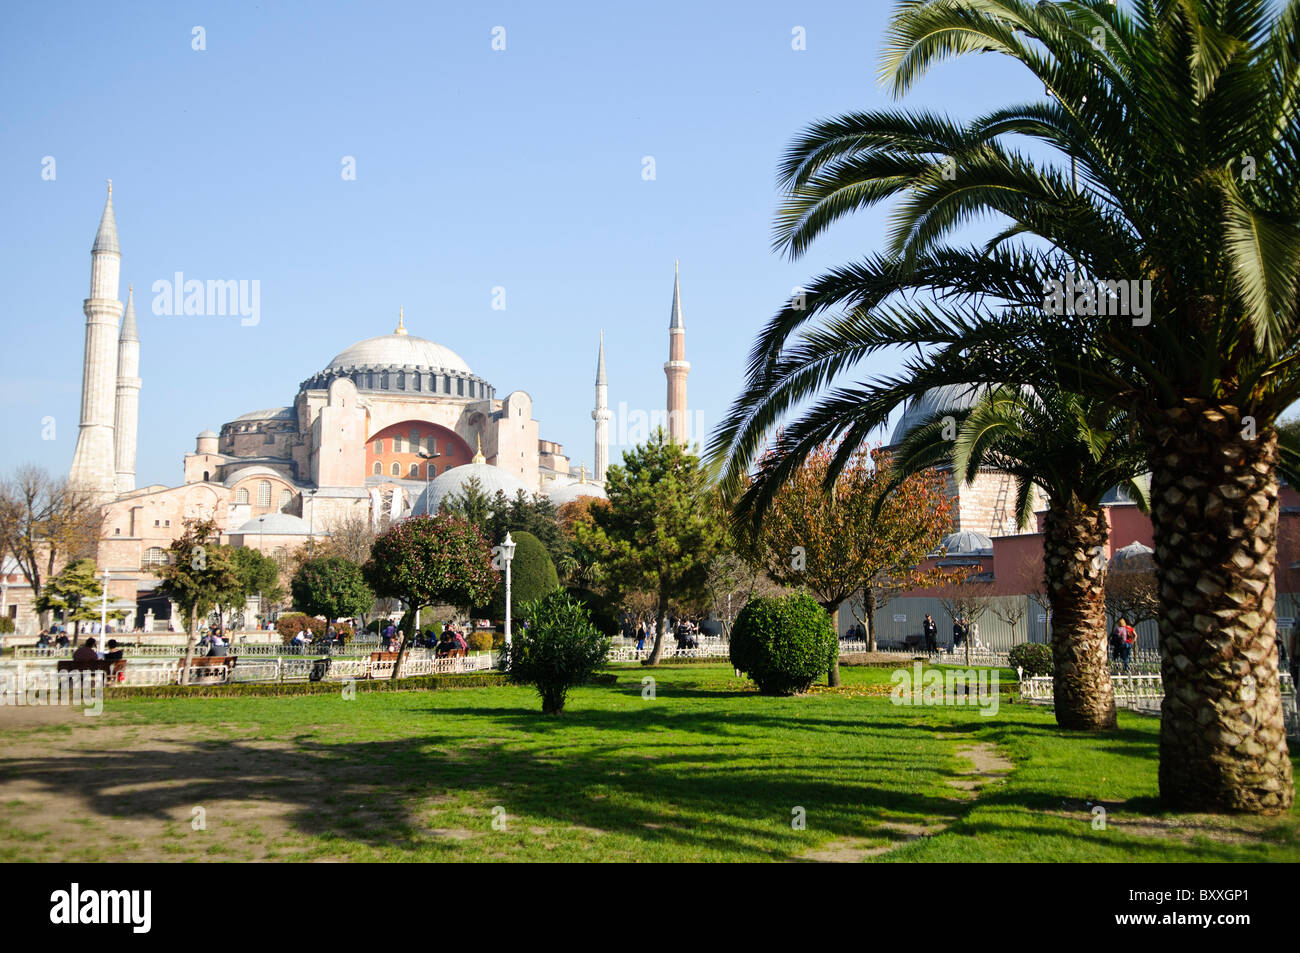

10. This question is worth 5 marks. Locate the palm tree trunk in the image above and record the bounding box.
[1042,497,1117,731]
[1148,402,1292,813]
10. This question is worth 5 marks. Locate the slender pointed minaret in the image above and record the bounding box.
[591,330,610,482]
[663,260,690,444]
[114,284,141,493]
[69,181,124,500]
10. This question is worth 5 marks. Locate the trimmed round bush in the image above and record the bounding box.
[486,531,558,620]
[729,593,837,696]
[466,631,494,652]
[1009,642,1053,676]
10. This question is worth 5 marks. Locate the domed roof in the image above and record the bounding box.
[889,384,990,446]
[197,428,218,439]
[413,463,532,515]
[326,324,471,375]
[1108,540,1154,572]
[234,512,315,536]
[546,480,608,506]
[939,530,994,556]
[223,465,292,488]
[232,407,295,423]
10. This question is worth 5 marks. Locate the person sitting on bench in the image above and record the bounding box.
[72,638,100,662]
[207,633,229,657]
[103,639,125,663]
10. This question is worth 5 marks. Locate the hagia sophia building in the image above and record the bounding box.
[66,185,692,630]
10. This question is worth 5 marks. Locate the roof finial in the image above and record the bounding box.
[107,179,112,197]
[395,306,407,335]
[472,434,486,464]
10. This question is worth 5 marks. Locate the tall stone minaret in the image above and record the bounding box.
[663,260,690,444]
[114,284,141,493]
[69,181,124,500]
[591,330,610,482]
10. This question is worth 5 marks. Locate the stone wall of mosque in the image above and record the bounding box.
[946,468,1046,538]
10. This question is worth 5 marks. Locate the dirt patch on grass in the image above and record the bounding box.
[797,743,1012,862]
[946,743,1014,795]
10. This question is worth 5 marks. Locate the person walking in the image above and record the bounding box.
[923,614,938,654]
[1113,617,1136,673]
[952,617,968,653]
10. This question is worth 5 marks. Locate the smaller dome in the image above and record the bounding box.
[1108,540,1154,572]
[231,407,295,423]
[234,513,315,536]
[939,530,994,556]
[413,462,532,515]
[197,428,218,439]
[223,465,292,488]
[547,481,608,506]
[889,385,990,446]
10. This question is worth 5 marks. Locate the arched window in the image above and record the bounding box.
[381,371,390,389]
[373,439,383,454]
[202,470,209,482]
[394,435,404,453]
[257,481,272,507]
[142,547,167,568]
[278,489,292,511]
[235,488,250,504]
[413,374,421,392]
[391,462,401,476]
[397,371,405,390]
[409,463,419,477]
[367,371,375,389]
[373,462,382,475]
[410,428,420,447]
[457,378,464,396]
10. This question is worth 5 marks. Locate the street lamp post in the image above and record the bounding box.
[502,532,517,650]
[100,568,111,636]
[417,449,442,514]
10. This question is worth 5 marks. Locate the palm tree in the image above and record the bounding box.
[892,383,1148,730]
[714,0,1300,813]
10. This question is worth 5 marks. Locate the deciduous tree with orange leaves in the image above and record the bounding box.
[749,442,954,684]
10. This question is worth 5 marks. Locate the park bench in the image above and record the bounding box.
[176,655,238,685]
[56,658,126,682]
[902,634,926,652]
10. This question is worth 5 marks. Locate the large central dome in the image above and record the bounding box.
[326,315,471,374]
[327,333,471,374]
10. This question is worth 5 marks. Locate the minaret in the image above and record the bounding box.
[69,181,124,500]
[663,260,690,444]
[592,330,610,482]
[114,284,141,493]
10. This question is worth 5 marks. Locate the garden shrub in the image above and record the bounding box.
[501,588,610,714]
[467,631,494,652]
[486,531,558,620]
[1009,642,1053,677]
[730,593,837,696]
[273,613,353,643]
[0,618,14,634]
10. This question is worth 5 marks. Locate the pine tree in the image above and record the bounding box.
[575,430,725,665]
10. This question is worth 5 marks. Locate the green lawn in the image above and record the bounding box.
[0,662,1295,861]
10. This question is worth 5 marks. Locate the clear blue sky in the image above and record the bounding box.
[1,0,1026,487]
